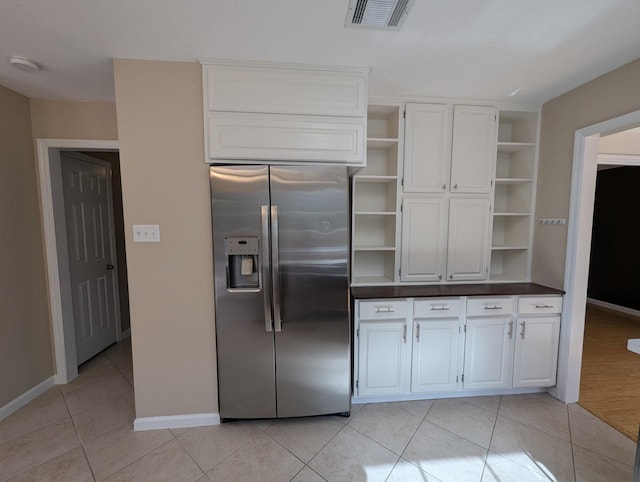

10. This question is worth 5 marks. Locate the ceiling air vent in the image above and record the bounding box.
[345,0,415,30]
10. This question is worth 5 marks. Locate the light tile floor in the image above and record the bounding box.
[1,338,637,481]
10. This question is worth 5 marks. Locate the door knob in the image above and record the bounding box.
[106,264,114,270]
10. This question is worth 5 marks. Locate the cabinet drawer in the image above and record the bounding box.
[358,300,408,320]
[518,296,562,315]
[467,297,514,316]
[414,298,462,318]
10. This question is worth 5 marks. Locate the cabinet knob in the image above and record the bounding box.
[453,184,458,189]
[442,184,446,190]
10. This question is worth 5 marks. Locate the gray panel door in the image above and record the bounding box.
[61,153,118,364]
[270,166,351,417]
[210,165,276,419]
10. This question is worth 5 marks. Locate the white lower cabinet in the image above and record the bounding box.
[463,317,514,390]
[354,294,562,400]
[411,319,462,392]
[357,321,408,397]
[513,316,560,387]
[356,299,410,397]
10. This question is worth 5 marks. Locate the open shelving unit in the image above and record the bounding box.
[351,104,402,285]
[490,110,539,281]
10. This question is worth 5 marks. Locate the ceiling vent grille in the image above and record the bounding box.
[345,0,415,30]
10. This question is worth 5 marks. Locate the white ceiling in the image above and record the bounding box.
[1,0,640,104]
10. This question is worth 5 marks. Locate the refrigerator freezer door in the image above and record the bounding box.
[210,165,277,419]
[270,166,351,417]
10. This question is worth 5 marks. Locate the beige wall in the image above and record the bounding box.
[30,99,118,140]
[532,58,640,288]
[113,59,217,417]
[598,129,640,155]
[0,85,53,407]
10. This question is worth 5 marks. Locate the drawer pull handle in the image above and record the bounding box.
[430,305,450,311]
[483,305,503,310]
[520,321,526,339]
[403,324,407,343]
[375,307,395,313]
[535,304,554,309]
[508,321,513,338]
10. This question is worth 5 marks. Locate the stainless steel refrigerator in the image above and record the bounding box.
[210,165,351,420]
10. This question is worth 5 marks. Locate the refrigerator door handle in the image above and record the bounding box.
[261,205,273,333]
[271,205,283,332]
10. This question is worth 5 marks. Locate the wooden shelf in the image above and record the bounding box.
[367,138,399,150]
[497,142,536,152]
[495,178,533,184]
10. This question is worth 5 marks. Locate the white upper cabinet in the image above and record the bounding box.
[403,103,451,193]
[446,197,491,281]
[400,196,447,282]
[201,61,368,165]
[403,103,497,194]
[450,105,497,194]
[204,63,367,116]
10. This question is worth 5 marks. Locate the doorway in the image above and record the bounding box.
[36,139,130,383]
[555,109,640,404]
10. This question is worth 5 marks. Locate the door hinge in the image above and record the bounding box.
[356,328,359,337]
[401,177,404,187]
[403,110,406,119]
[399,268,402,277]
[400,201,403,213]
[464,324,467,333]
[356,380,359,389]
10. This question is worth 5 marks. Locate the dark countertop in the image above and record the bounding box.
[351,282,564,300]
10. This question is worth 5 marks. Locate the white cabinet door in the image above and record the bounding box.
[357,321,408,397]
[207,112,365,164]
[463,318,514,390]
[513,316,560,387]
[446,197,491,281]
[411,320,462,393]
[400,196,448,282]
[450,105,497,194]
[403,103,451,193]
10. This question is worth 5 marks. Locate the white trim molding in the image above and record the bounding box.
[597,153,640,166]
[134,413,220,431]
[0,377,55,421]
[36,139,119,384]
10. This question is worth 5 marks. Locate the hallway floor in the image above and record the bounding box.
[580,302,640,441]
[0,338,636,481]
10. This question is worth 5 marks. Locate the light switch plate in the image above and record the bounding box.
[133,224,160,242]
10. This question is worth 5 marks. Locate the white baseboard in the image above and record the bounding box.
[587,298,640,319]
[0,376,56,421]
[352,386,546,405]
[134,412,220,431]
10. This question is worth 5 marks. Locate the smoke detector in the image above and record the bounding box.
[345,0,415,30]
[9,55,40,73]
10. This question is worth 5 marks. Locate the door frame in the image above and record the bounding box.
[36,138,120,383]
[551,109,640,403]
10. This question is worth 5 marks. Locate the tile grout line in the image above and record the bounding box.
[389,401,437,480]
[173,434,210,481]
[60,384,98,481]
[567,405,578,481]
[479,395,502,481]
